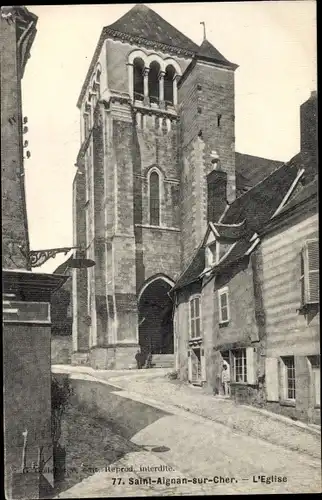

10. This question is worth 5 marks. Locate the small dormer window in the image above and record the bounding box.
[205,238,234,270]
[205,241,219,268]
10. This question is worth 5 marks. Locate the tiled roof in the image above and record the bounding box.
[107,4,199,52]
[196,39,236,68]
[235,152,283,194]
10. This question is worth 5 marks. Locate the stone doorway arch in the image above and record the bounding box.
[138,275,174,356]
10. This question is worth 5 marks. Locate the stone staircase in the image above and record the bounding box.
[151,354,175,369]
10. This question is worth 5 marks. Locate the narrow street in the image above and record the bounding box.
[53,366,321,497]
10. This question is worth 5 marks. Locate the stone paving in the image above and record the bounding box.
[70,366,321,460]
[52,365,321,497]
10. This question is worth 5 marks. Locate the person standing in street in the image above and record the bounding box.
[222,362,231,396]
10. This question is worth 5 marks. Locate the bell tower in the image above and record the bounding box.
[72,4,238,369]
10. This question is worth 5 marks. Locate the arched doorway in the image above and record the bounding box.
[138,276,174,356]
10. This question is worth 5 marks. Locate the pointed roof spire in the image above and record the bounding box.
[107,4,199,53]
[196,39,238,69]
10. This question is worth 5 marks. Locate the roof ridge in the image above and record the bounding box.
[235,151,284,164]
[106,3,199,52]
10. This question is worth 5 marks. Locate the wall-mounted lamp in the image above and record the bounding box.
[69,249,95,269]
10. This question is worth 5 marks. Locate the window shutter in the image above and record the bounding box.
[300,249,306,305]
[307,239,319,303]
[265,357,279,401]
[188,350,192,382]
[246,347,256,385]
[201,349,206,381]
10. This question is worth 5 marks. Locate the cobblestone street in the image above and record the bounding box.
[53,366,321,497]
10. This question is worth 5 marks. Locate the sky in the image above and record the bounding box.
[23,2,317,273]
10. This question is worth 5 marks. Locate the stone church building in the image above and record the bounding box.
[72,4,282,369]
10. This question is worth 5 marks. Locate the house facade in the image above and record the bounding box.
[172,159,303,396]
[261,179,319,424]
[72,3,283,370]
[260,93,319,424]
[172,92,319,424]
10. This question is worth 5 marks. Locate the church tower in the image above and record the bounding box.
[72,4,237,369]
[179,39,237,268]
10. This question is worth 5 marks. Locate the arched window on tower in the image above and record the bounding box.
[149,171,161,226]
[84,101,91,138]
[164,65,176,105]
[95,69,101,98]
[133,58,144,101]
[149,61,160,104]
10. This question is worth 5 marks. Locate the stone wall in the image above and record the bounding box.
[51,336,72,364]
[4,323,53,496]
[179,61,236,269]
[1,15,30,269]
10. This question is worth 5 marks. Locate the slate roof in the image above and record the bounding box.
[107,4,199,53]
[235,152,283,194]
[171,158,302,293]
[78,4,237,107]
[272,175,318,219]
[213,235,254,274]
[221,160,300,231]
[196,39,236,68]
[173,246,205,292]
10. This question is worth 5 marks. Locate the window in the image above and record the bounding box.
[300,239,319,305]
[133,57,144,101]
[148,61,160,104]
[189,296,201,338]
[83,112,90,139]
[95,70,101,97]
[309,355,320,407]
[231,348,247,383]
[192,348,202,380]
[149,171,160,226]
[164,65,175,104]
[281,356,296,400]
[218,287,230,323]
[205,243,215,268]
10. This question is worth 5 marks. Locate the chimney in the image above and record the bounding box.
[207,169,227,223]
[300,91,317,153]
